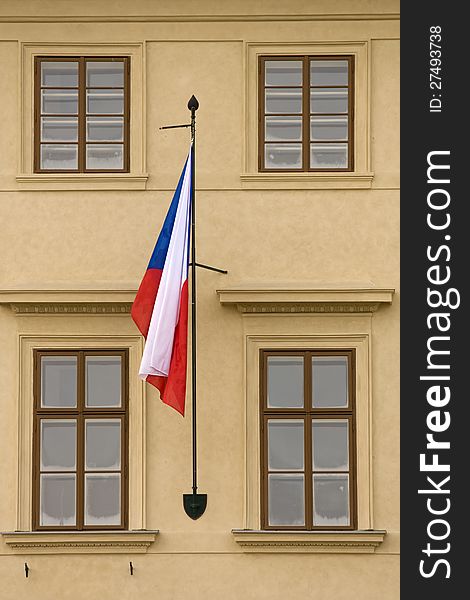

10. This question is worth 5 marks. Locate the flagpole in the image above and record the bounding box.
[182,95,207,520]
[155,98,226,520]
[189,95,198,497]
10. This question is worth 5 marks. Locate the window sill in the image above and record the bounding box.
[240,172,374,190]
[16,173,148,191]
[2,530,159,554]
[231,529,386,553]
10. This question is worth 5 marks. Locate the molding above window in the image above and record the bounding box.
[2,530,158,554]
[9,303,133,315]
[18,42,147,189]
[231,529,386,553]
[217,285,394,314]
[243,41,371,185]
[0,283,138,314]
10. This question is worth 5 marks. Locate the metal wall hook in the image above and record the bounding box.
[129,561,134,575]
[24,562,29,578]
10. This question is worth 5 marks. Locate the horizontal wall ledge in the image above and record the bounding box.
[16,174,148,191]
[240,172,374,190]
[0,14,400,24]
[217,285,395,314]
[0,284,139,315]
[231,530,386,553]
[1,530,159,554]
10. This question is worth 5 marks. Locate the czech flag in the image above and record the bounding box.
[131,147,192,415]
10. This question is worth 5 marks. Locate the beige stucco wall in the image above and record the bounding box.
[0,1,399,598]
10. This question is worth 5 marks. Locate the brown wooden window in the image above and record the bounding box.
[261,350,356,529]
[34,57,130,173]
[33,350,128,530]
[259,56,354,171]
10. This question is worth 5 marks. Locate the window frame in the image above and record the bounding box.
[258,55,355,173]
[260,349,357,530]
[32,349,129,531]
[34,56,130,174]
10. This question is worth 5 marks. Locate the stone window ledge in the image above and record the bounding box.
[2,530,158,554]
[16,174,148,191]
[231,529,386,553]
[240,172,374,190]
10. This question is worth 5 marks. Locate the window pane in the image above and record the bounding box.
[311,116,348,141]
[265,143,302,169]
[85,474,121,526]
[312,356,349,407]
[41,62,78,87]
[86,117,124,142]
[265,88,302,114]
[85,356,122,407]
[310,88,348,114]
[41,356,77,408]
[265,60,302,86]
[313,474,349,526]
[87,89,124,114]
[268,474,305,526]
[40,144,78,170]
[41,90,78,114]
[268,420,304,471]
[41,420,77,471]
[310,144,348,169]
[85,420,121,470]
[267,356,304,408]
[265,116,302,142]
[40,474,76,526]
[311,60,348,86]
[86,61,124,87]
[86,144,123,170]
[312,420,349,471]
[41,117,78,142]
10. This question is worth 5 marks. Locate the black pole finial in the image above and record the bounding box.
[188,95,199,111]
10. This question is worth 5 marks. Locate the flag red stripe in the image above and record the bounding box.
[131,268,163,338]
[159,279,189,416]
[146,374,167,396]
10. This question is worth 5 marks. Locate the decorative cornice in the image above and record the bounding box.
[2,531,158,554]
[218,286,394,315]
[10,303,132,315]
[237,303,380,314]
[231,530,386,553]
[0,285,138,315]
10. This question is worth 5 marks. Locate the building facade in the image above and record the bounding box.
[0,1,400,598]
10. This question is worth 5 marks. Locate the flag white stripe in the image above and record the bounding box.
[139,149,191,379]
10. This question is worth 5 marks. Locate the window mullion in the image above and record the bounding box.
[304,413,312,529]
[77,351,84,529]
[304,350,312,528]
[302,57,309,171]
[78,58,86,172]
[76,408,84,529]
